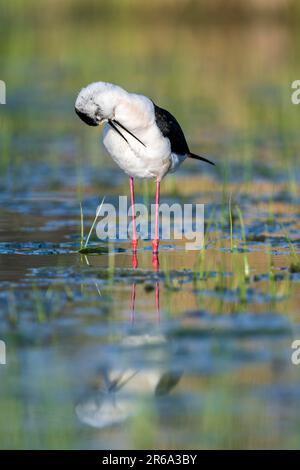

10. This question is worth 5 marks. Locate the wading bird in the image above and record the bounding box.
[75,82,214,254]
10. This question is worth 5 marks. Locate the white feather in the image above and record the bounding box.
[76,82,186,180]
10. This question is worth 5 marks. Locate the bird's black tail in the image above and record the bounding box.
[188,153,215,165]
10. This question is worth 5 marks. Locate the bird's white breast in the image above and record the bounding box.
[102,94,172,180]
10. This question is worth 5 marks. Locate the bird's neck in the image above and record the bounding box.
[96,87,128,120]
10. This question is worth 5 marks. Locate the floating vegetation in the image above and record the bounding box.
[79,246,109,254]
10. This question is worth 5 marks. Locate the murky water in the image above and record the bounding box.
[1,1,300,449]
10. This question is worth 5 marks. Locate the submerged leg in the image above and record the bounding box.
[130,282,136,324]
[152,177,160,254]
[129,176,138,252]
[152,252,160,322]
[155,281,160,323]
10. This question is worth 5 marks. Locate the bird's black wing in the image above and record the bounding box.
[153,103,190,155]
[153,103,215,166]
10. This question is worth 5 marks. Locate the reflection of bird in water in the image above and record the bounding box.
[75,82,214,254]
[131,251,160,323]
[75,364,182,429]
[76,252,182,429]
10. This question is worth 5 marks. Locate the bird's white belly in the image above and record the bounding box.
[102,124,171,180]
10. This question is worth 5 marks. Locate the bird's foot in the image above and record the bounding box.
[132,239,138,252]
[132,252,138,269]
[152,239,159,254]
[152,253,159,272]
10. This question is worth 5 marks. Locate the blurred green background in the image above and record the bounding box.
[1,0,300,186]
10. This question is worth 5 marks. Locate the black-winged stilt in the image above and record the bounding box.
[75,82,214,254]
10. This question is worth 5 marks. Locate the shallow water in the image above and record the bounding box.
[1,177,300,449]
[1,1,300,449]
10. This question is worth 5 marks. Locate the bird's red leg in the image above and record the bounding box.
[130,282,136,324]
[152,177,160,254]
[130,177,138,254]
[129,178,138,314]
[155,281,160,323]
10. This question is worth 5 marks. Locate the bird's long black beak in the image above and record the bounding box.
[109,119,146,147]
[108,120,129,144]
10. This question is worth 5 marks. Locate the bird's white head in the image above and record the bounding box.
[75,82,127,127]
